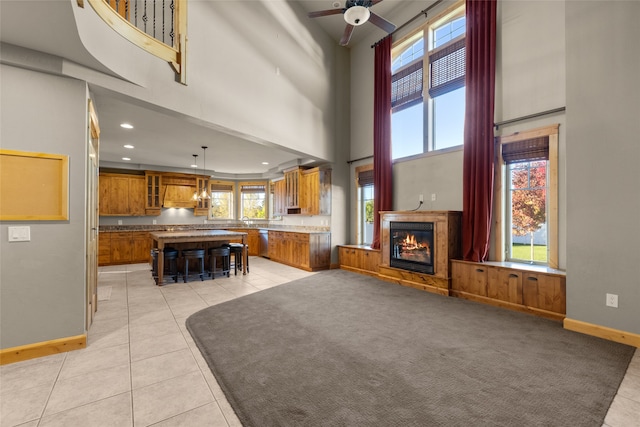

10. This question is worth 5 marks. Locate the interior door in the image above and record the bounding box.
[86,100,100,330]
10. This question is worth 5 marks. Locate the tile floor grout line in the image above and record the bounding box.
[35,351,68,426]
[126,264,136,427]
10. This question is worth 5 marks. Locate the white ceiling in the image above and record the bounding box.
[1,0,401,177]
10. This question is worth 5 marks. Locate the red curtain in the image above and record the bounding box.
[371,36,393,250]
[462,0,497,262]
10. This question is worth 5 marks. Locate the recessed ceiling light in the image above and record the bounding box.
[122,157,131,161]
[124,144,134,149]
[262,162,269,165]
[120,123,134,129]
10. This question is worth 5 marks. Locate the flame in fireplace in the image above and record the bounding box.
[401,233,431,256]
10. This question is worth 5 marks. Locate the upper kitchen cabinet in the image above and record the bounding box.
[99,173,145,216]
[300,167,331,215]
[273,166,331,216]
[194,176,210,217]
[284,167,301,213]
[271,178,286,217]
[145,172,162,216]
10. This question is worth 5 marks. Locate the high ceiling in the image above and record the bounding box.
[1,0,402,177]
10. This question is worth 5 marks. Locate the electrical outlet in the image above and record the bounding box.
[606,293,618,308]
[152,220,157,225]
[431,193,437,202]
[118,220,123,225]
[419,194,424,203]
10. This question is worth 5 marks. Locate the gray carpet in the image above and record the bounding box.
[186,269,635,427]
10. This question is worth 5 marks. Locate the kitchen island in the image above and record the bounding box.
[149,229,248,284]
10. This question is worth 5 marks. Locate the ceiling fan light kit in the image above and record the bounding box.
[344,6,370,26]
[308,0,395,46]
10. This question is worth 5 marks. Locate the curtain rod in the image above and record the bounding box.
[371,0,444,49]
[347,155,374,164]
[494,107,566,130]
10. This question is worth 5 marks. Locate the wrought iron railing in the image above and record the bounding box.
[108,0,176,46]
[86,0,187,84]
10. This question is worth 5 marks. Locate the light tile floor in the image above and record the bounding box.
[1,258,639,427]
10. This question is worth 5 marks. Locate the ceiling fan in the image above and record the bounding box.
[308,0,396,46]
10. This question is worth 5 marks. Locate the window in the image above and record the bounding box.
[507,160,548,263]
[355,165,374,245]
[208,180,234,219]
[391,5,466,160]
[496,125,559,268]
[240,182,267,219]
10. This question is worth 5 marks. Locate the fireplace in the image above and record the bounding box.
[390,221,434,274]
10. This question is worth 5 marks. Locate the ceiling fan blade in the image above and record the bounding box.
[308,9,344,18]
[339,24,355,46]
[368,11,396,33]
[370,0,384,5]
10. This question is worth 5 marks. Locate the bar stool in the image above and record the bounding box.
[181,248,206,282]
[225,243,248,275]
[150,248,179,285]
[208,246,230,278]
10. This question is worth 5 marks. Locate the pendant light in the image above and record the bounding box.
[200,146,210,200]
[192,154,200,201]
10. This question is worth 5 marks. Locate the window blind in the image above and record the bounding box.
[502,136,549,164]
[429,37,465,98]
[391,60,423,113]
[241,184,266,193]
[357,169,374,187]
[210,183,233,192]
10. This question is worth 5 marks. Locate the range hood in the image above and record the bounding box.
[162,184,197,209]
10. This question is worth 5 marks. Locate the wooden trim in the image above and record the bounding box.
[495,124,560,268]
[0,335,86,365]
[564,318,640,348]
[450,289,565,322]
[88,99,100,139]
[499,124,560,144]
[0,149,69,220]
[547,131,559,269]
[354,163,373,244]
[87,0,186,82]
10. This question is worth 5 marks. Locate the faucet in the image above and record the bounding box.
[242,216,250,227]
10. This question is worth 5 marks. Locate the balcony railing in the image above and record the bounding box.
[86,0,187,84]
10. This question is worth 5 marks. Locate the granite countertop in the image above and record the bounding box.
[100,224,330,234]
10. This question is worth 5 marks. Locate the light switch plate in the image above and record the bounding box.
[8,226,31,242]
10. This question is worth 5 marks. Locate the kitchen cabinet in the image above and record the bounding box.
[338,245,380,276]
[451,260,566,320]
[268,231,330,271]
[99,173,145,216]
[272,167,331,216]
[99,231,151,266]
[225,228,260,256]
[98,232,111,266]
[272,179,286,217]
[300,167,331,215]
[284,167,301,213]
[194,176,210,216]
[145,172,162,215]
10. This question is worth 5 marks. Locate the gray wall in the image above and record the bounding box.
[0,65,89,348]
[565,1,640,334]
[347,0,639,335]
